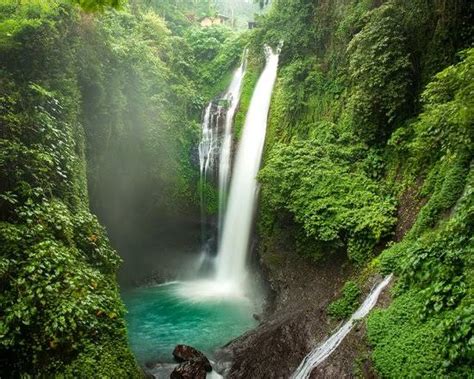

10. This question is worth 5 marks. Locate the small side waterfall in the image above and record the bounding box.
[198,103,214,244]
[216,49,279,286]
[198,103,214,183]
[291,275,393,379]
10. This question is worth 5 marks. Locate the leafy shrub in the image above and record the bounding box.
[347,4,412,144]
[410,49,474,166]
[0,201,139,375]
[367,291,446,377]
[328,281,361,320]
[185,25,245,98]
[259,122,396,264]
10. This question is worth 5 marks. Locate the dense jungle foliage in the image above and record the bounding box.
[254,0,473,376]
[0,0,243,375]
[1,0,473,376]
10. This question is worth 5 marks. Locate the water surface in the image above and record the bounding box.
[123,281,257,363]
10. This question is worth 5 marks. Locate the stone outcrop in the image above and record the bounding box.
[170,344,213,378]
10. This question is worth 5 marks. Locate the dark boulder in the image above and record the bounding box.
[172,345,212,372]
[170,360,206,379]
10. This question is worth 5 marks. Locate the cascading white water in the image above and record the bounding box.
[291,275,393,379]
[217,53,247,230]
[215,48,279,286]
[197,57,247,268]
[198,103,214,181]
[198,103,214,233]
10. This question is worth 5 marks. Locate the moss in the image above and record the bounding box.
[234,65,261,139]
[367,291,446,377]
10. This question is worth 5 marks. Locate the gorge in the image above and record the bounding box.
[0,0,472,378]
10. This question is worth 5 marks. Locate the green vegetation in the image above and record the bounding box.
[1,0,473,375]
[0,12,140,373]
[234,64,260,139]
[233,35,267,140]
[328,281,362,320]
[367,290,447,377]
[347,4,412,145]
[185,25,245,98]
[368,50,473,377]
[259,123,397,264]
[144,0,261,31]
[0,0,242,375]
[71,0,123,12]
[254,0,473,376]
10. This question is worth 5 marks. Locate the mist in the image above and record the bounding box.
[78,42,203,287]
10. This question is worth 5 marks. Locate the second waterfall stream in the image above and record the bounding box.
[291,275,393,379]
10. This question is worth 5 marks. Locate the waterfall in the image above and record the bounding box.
[198,103,217,183]
[197,56,246,266]
[198,103,213,244]
[217,52,247,230]
[215,48,279,286]
[192,47,278,297]
[291,275,393,379]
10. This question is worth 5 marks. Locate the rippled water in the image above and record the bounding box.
[122,281,257,364]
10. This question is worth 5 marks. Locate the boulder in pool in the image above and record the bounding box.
[172,345,212,372]
[170,360,207,379]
